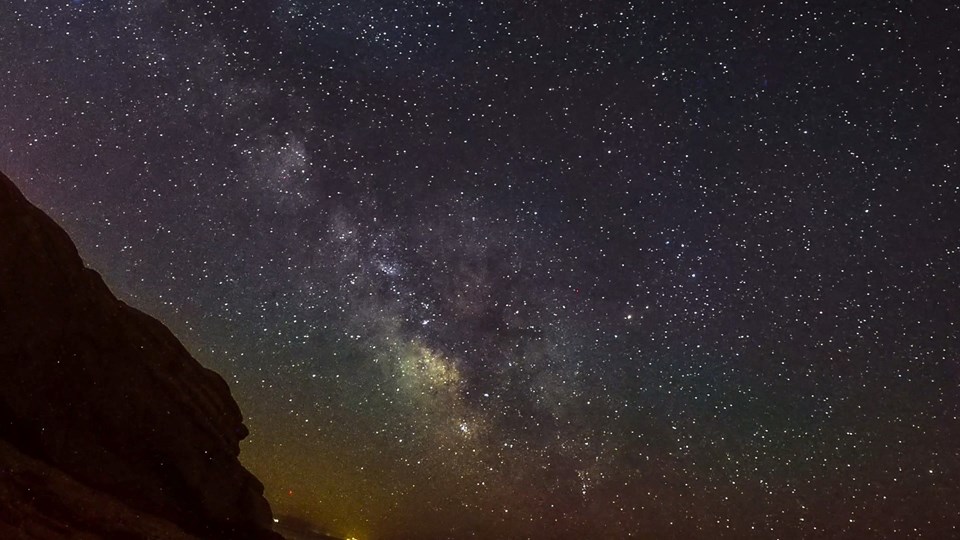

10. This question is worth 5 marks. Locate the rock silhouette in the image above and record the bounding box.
[0,171,281,539]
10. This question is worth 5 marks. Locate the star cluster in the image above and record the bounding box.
[1,1,958,538]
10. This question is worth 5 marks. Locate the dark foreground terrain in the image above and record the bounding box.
[0,170,281,539]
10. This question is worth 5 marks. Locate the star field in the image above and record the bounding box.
[1,1,959,538]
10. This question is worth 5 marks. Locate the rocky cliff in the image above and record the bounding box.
[0,171,280,539]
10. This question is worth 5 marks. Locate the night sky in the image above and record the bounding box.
[2,1,959,538]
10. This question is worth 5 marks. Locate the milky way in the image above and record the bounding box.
[1,1,959,538]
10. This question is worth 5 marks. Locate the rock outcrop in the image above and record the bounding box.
[0,171,280,539]
[0,439,202,539]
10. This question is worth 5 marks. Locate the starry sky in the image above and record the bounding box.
[1,1,959,538]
